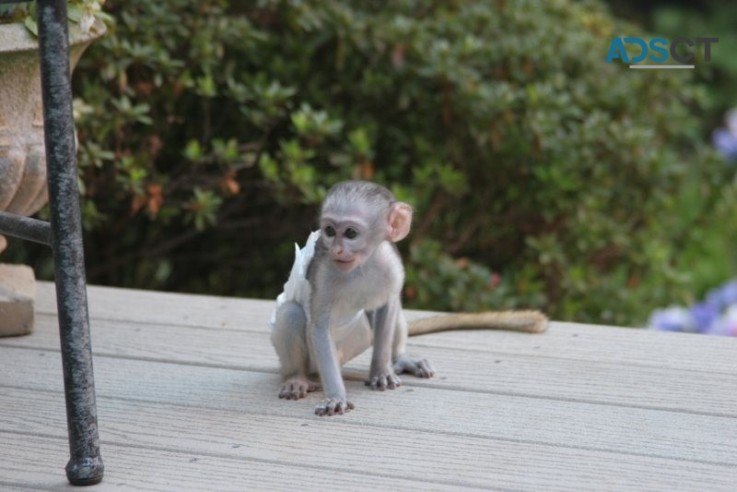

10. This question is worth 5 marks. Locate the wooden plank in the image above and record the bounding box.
[3,387,736,491]
[0,432,433,491]
[33,282,737,374]
[412,322,737,375]
[2,348,736,466]
[0,486,38,492]
[34,281,264,330]
[4,315,736,416]
[18,309,737,379]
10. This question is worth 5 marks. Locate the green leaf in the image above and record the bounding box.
[183,140,203,161]
[23,15,38,36]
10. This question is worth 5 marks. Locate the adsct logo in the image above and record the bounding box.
[606,37,718,70]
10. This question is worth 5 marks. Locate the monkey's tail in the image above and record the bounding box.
[407,310,548,336]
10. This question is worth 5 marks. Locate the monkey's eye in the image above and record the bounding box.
[344,228,358,239]
[324,226,336,237]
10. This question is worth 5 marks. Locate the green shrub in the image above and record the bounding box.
[7,0,734,325]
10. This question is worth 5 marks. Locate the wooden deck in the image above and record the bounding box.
[1,282,736,491]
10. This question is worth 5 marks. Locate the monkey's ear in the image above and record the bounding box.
[387,202,412,242]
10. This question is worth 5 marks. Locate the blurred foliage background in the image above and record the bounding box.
[5,0,737,326]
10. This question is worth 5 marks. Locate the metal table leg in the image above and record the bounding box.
[37,0,104,485]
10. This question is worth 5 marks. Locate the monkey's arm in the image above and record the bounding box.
[309,307,354,416]
[407,310,548,336]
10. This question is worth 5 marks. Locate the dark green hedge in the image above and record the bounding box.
[7,0,735,325]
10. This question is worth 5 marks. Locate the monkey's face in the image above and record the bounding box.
[319,215,376,273]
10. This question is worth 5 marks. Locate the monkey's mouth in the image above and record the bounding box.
[333,258,356,271]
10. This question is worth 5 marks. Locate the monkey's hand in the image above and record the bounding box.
[315,397,355,416]
[365,370,402,391]
[279,376,320,400]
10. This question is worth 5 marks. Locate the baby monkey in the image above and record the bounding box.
[270,181,547,416]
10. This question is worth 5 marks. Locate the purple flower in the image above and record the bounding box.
[707,306,737,337]
[706,280,737,310]
[712,128,737,162]
[648,306,693,332]
[648,278,737,336]
[689,302,720,333]
[719,280,737,305]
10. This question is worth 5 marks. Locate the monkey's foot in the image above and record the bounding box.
[365,371,401,391]
[279,376,320,400]
[315,397,354,416]
[393,356,435,379]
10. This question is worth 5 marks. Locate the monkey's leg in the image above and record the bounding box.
[393,354,434,378]
[271,301,320,399]
[392,312,435,379]
[365,304,403,390]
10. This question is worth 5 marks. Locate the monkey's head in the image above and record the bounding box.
[319,181,412,273]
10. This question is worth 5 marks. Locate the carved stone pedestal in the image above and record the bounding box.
[0,264,36,337]
[0,19,105,337]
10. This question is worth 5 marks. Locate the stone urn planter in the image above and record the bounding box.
[0,19,106,336]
